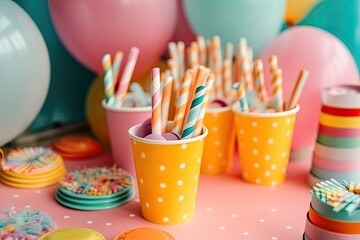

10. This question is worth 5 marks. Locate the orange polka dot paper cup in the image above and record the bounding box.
[232,103,299,186]
[128,124,208,225]
[201,106,235,174]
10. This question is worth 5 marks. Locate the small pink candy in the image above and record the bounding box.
[135,117,152,138]
[162,132,180,141]
[144,133,166,141]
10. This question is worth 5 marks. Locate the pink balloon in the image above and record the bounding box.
[170,0,196,46]
[49,0,177,78]
[260,26,359,151]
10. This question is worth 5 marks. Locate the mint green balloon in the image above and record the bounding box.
[183,0,285,57]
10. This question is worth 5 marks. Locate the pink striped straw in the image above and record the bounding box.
[112,51,123,89]
[151,68,162,135]
[271,68,284,111]
[161,75,173,134]
[172,70,193,135]
[116,47,139,107]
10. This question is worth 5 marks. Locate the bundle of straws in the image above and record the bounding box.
[149,67,214,140]
[164,35,309,113]
[101,47,140,107]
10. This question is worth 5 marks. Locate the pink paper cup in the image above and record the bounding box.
[102,100,151,178]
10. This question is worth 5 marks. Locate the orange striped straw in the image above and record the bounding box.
[271,68,283,111]
[233,82,249,112]
[212,35,223,98]
[151,68,162,134]
[223,58,233,99]
[167,58,180,99]
[102,54,115,105]
[268,55,278,78]
[161,75,173,134]
[194,73,215,136]
[287,70,309,110]
[177,41,185,80]
[187,42,199,70]
[116,47,139,107]
[172,69,193,135]
[112,51,123,90]
[254,59,267,105]
[238,39,253,90]
[196,35,207,66]
[225,42,233,62]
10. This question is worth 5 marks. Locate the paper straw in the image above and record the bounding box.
[268,55,278,78]
[212,35,223,98]
[167,58,180,98]
[225,42,233,62]
[233,82,249,112]
[112,51,123,89]
[177,41,185,80]
[181,85,206,139]
[168,41,178,63]
[271,68,284,111]
[254,59,267,105]
[172,69,193,135]
[239,41,253,90]
[116,47,140,106]
[101,54,115,105]
[161,75,173,134]
[287,69,309,110]
[151,68,162,135]
[188,42,199,70]
[193,74,215,136]
[196,35,207,66]
[223,58,233,99]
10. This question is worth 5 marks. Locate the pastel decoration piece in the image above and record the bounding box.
[318,124,360,138]
[305,212,360,240]
[56,166,134,210]
[135,118,152,138]
[314,143,360,161]
[310,167,360,182]
[322,85,360,109]
[39,227,105,240]
[312,154,360,172]
[144,133,166,141]
[52,135,104,160]
[162,132,180,141]
[113,227,175,240]
[0,208,55,239]
[317,134,360,149]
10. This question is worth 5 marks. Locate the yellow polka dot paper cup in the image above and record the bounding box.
[201,106,235,174]
[128,124,208,225]
[232,103,299,186]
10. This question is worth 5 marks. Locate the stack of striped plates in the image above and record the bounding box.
[0,147,66,188]
[309,85,360,185]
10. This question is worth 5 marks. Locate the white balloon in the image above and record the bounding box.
[0,1,50,146]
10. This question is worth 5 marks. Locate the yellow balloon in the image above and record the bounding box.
[85,76,110,146]
[285,0,318,25]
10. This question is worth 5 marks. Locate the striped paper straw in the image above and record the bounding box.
[254,59,267,105]
[268,55,278,78]
[102,54,115,105]
[233,82,249,112]
[116,47,140,106]
[188,42,199,70]
[286,70,309,110]
[271,68,284,111]
[112,51,123,89]
[181,85,206,139]
[239,42,253,90]
[167,58,180,98]
[168,41,178,63]
[151,68,162,135]
[225,42,233,62]
[196,35,207,66]
[223,58,233,99]
[212,35,223,98]
[172,70,193,135]
[193,74,215,137]
[161,75,173,134]
[177,41,185,80]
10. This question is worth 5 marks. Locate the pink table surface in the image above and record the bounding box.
[0,153,312,240]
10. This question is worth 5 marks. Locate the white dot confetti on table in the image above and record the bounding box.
[63,215,70,219]
[105,222,112,226]
[87,220,93,224]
